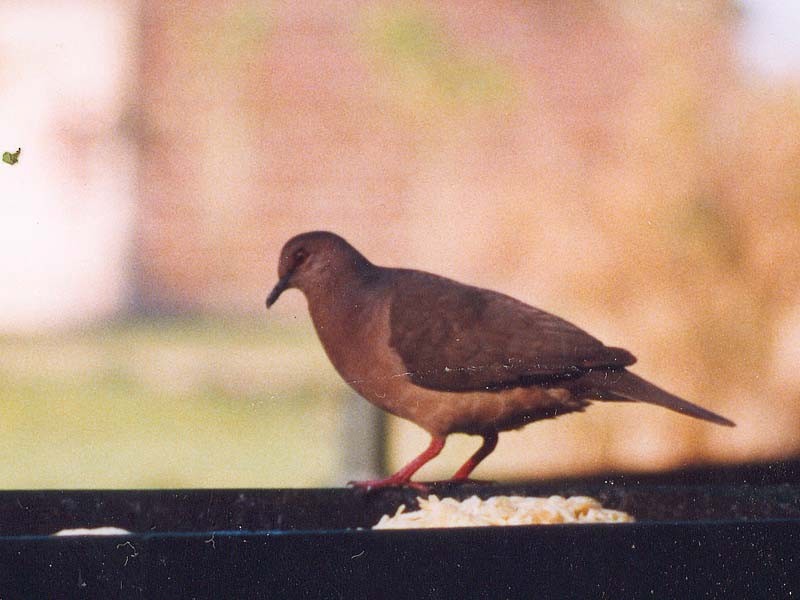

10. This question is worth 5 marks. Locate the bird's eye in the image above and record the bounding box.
[293,248,309,264]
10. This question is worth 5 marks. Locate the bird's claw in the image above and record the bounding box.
[347,477,494,492]
[347,479,430,492]
[419,477,496,488]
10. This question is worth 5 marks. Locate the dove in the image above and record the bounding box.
[267,231,734,489]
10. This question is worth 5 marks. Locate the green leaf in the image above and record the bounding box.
[2,148,21,165]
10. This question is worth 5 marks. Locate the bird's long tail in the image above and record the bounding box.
[586,369,735,427]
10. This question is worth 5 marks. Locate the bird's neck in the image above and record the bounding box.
[303,256,378,303]
[304,261,385,350]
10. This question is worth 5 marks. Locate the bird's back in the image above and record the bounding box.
[386,268,635,393]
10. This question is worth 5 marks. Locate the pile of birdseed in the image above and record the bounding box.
[373,494,634,529]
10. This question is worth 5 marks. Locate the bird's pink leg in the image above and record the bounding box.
[349,436,446,491]
[448,432,498,482]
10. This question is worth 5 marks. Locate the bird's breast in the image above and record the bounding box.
[308,287,402,397]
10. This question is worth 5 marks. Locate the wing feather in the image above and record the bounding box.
[388,270,635,392]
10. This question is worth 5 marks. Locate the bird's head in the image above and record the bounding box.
[266,231,369,308]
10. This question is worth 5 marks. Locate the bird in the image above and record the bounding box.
[266,231,735,490]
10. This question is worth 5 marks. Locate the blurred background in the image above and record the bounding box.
[1,0,799,488]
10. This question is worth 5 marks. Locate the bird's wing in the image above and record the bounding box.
[388,271,635,392]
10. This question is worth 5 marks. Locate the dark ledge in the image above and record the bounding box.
[0,459,799,598]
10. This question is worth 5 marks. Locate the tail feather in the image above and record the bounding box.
[587,370,735,427]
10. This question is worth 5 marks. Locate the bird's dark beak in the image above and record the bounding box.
[266,271,292,308]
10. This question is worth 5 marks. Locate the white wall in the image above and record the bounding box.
[0,1,138,331]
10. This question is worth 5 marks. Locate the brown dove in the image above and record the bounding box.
[266,231,734,489]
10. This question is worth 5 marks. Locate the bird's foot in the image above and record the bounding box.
[347,477,430,493]
[422,477,496,487]
[348,477,495,493]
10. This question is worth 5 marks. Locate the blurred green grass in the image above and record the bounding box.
[0,318,346,489]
